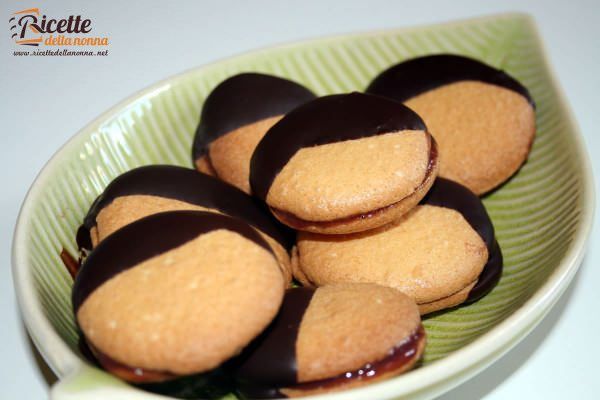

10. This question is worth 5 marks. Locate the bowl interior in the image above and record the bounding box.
[18,13,586,396]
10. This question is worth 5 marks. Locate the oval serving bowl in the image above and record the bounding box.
[12,13,594,400]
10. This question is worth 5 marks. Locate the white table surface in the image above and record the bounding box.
[2,0,599,398]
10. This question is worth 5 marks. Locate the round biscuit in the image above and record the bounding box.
[296,283,422,383]
[250,92,437,234]
[405,81,535,194]
[295,205,488,309]
[76,212,284,376]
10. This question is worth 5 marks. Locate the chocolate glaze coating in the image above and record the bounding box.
[138,372,232,400]
[467,240,503,303]
[192,73,316,161]
[72,211,271,313]
[233,287,315,394]
[421,178,502,300]
[137,370,233,400]
[250,92,427,200]
[76,165,294,251]
[366,54,534,107]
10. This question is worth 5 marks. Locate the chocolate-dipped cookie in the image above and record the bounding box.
[293,178,502,314]
[232,284,425,398]
[366,54,536,194]
[73,211,285,383]
[76,165,294,284]
[192,73,316,193]
[249,92,438,235]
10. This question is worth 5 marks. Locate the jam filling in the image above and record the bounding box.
[290,325,424,392]
[60,248,80,279]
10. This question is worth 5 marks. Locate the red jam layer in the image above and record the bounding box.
[292,324,425,392]
[60,248,80,279]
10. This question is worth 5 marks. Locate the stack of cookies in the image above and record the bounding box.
[70,55,535,399]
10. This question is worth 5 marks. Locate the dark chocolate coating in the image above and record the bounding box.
[77,165,294,251]
[466,240,503,303]
[233,287,315,395]
[192,73,316,161]
[137,370,233,400]
[421,178,502,300]
[235,385,281,400]
[72,211,271,313]
[366,54,534,107]
[250,92,427,200]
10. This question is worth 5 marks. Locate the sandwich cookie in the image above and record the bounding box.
[192,73,316,193]
[250,92,439,234]
[232,284,425,398]
[73,211,285,383]
[293,178,502,314]
[366,54,536,194]
[76,165,294,284]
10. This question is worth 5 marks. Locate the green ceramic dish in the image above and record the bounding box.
[12,12,594,400]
